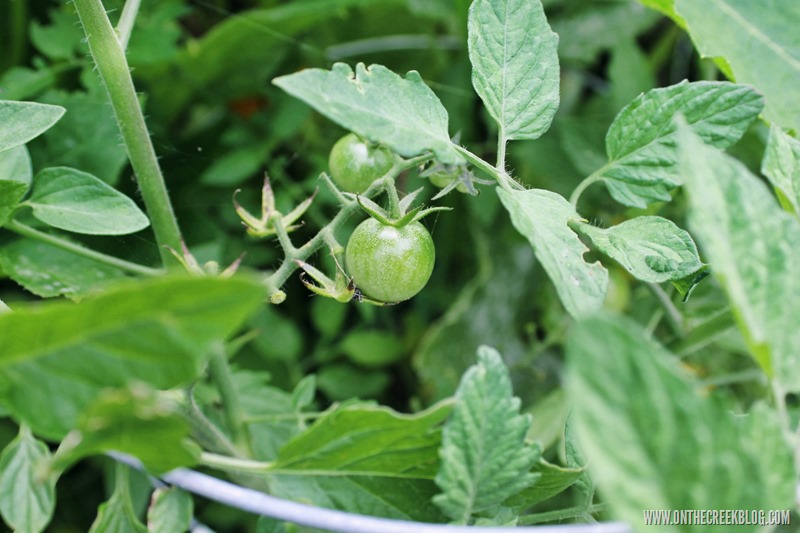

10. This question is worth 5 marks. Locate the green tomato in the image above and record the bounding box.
[328,133,394,193]
[345,217,435,303]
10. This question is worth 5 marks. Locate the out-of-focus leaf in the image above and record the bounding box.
[0,101,65,153]
[676,0,800,133]
[147,487,193,533]
[0,145,32,187]
[762,125,800,215]
[678,121,800,391]
[0,238,127,300]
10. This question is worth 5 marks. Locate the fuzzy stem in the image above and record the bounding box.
[569,166,608,209]
[5,220,163,277]
[116,0,142,49]
[208,345,251,455]
[453,144,520,192]
[73,0,182,267]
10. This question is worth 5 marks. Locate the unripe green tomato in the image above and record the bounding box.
[345,218,435,303]
[328,133,394,193]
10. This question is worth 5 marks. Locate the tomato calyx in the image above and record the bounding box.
[356,188,450,229]
[420,160,492,199]
[234,174,316,238]
[295,257,395,306]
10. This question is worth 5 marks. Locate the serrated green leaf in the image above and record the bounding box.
[0,238,127,300]
[678,121,800,391]
[762,125,800,215]
[468,0,560,141]
[433,346,540,524]
[26,167,149,235]
[147,488,193,533]
[676,0,800,133]
[89,465,147,533]
[571,216,703,284]
[52,384,200,475]
[502,459,584,511]
[566,314,792,532]
[273,62,462,164]
[267,401,452,522]
[0,181,27,228]
[0,145,33,188]
[271,401,451,478]
[497,188,608,318]
[29,89,128,184]
[0,101,65,153]
[600,81,763,207]
[30,6,84,61]
[0,276,265,439]
[671,265,710,303]
[0,426,56,533]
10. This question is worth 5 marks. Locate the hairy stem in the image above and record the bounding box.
[200,452,273,474]
[116,0,142,50]
[208,345,251,454]
[496,132,507,173]
[73,0,182,267]
[5,220,163,277]
[569,167,607,209]
[453,144,520,192]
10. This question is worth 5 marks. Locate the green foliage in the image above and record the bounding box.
[146,487,193,533]
[570,216,703,284]
[566,314,794,531]
[0,276,265,438]
[468,0,560,142]
[2,0,799,530]
[433,347,540,524]
[678,121,800,390]
[0,101,64,153]
[26,167,149,235]
[599,81,763,207]
[497,188,608,318]
[274,63,463,165]
[0,426,56,533]
[675,0,800,132]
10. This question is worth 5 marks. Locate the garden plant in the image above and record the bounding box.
[0,0,798,531]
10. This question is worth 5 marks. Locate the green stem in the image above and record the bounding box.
[73,0,182,268]
[569,167,607,209]
[646,283,684,337]
[200,452,273,474]
[496,131,507,172]
[6,0,27,69]
[182,391,241,457]
[208,346,251,454]
[116,0,142,50]
[5,220,163,277]
[453,144,520,192]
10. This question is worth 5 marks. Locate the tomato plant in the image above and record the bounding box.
[0,0,798,532]
[345,217,435,303]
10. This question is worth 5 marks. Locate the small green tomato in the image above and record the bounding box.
[328,133,394,193]
[345,217,435,303]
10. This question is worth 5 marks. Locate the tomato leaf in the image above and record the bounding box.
[566,314,795,531]
[0,276,265,439]
[0,238,127,300]
[468,0,560,142]
[273,62,463,165]
[267,401,452,522]
[0,181,28,228]
[433,346,540,524]
[677,120,800,391]
[26,167,150,235]
[0,101,65,153]
[147,487,193,533]
[0,426,56,533]
[0,145,33,188]
[52,384,200,475]
[675,0,800,133]
[570,216,704,284]
[762,125,800,215]
[600,81,763,208]
[497,188,608,318]
[88,465,147,533]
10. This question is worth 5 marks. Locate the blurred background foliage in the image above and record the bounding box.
[0,0,768,530]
